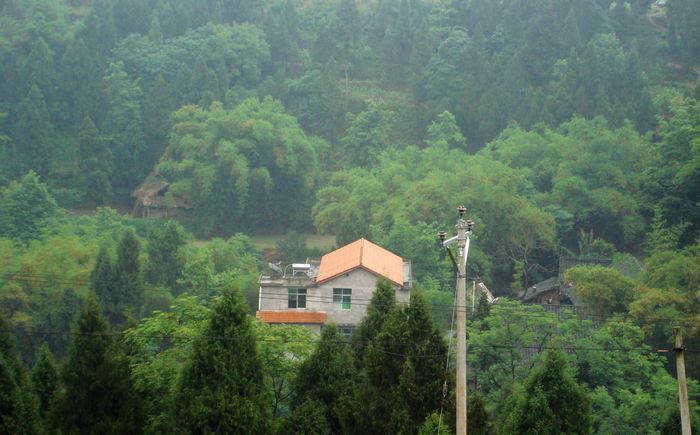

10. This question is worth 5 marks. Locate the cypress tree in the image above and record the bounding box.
[59,38,105,127]
[395,292,451,434]
[174,284,270,434]
[144,220,187,290]
[78,116,113,204]
[350,277,396,363]
[0,170,59,243]
[512,348,591,435]
[467,392,493,435]
[52,297,143,434]
[143,74,172,162]
[22,37,54,102]
[156,1,178,39]
[292,323,355,434]
[103,61,146,189]
[10,84,53,178]
[90,245,116,322]
[79,0,117,53]
[360,292,450,434]
[31,343,57,421]
[174,63,194,105]
[191,56,220,105]
[114,229,143,325]
[0,315,38,434]
[278,398,330,435]
[418,412,451,435]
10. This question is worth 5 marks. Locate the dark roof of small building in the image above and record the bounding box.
[520,276,582,306]
[520,277,559,302]
[132,173,191,209]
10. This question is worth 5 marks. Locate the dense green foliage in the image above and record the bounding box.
[290,324,355,433]
[506,349,591,435]
[0,171,59,242]
[1,0,700,432]
[30,343,57,423]
[52,297,143,434]
[0,315,37,434]
[157,98,321,234]
[173,284,270,434]
[144,220,187,289]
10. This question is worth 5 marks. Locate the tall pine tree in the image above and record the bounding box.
[52,296,143,434]
[10,84,53,178]
[77,116,113,204]
[142,74,172,163]
[173,283,270,433]
[90,245,117,322]
[292,324,356,433]
[59,38,105,128]
[0,314,38,433]
[144,220,187,290]
[113,229,143,325]
[507,348,591,435]
[350,278,396,363]
[103,61,146,190]
[359,292,450,434]
[22,37,54,103]
[31,343,57,423]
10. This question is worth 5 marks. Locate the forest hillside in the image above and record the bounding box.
[1,0,700,433]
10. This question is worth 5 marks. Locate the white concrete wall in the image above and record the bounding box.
[259,268,410,326]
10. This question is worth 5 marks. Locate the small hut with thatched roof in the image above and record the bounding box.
[131,173,192,218]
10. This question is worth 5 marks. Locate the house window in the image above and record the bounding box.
[288,288,306,309]
[340,325,355,339]
[333,288,352,310]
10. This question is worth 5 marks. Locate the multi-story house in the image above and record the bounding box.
[256,238,412,334]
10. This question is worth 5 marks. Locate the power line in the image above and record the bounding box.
[5,272,700,329]
[4,328,692,359]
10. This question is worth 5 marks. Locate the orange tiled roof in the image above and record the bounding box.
[256,310,327,324]
[316,238,404,286]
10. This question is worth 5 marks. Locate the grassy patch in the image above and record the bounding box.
[250,234,336,252]
[191,233,336,253]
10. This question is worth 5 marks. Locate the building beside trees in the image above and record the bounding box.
[257,238,412,333]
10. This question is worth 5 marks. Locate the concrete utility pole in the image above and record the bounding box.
[439,206,473,435]
[674,327,693,435]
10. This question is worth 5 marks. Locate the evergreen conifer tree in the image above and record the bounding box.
[103,61,146,189]
[292,323,355,433]
[511,348,591,435]
[52,297,143,434]
[90,245,116,321]
[31,343,57,422]
[144,220,187,290]
[22,37,54,103]
[174,63,194,105]
[79,0,117,53]
[360,292,450,433]
[173,284,270,434]
[0,314,38,434]
[143,74,172,162]
[418,411,451,435]
[350,278,396,362]
[10,84,53,178]
[0,170,59,242]
[278,398,330,435]
[59,38,105,127]
[114,229,143,325]
[78,116,113,204]
[467,391,493,435]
